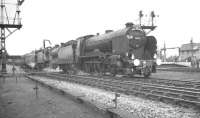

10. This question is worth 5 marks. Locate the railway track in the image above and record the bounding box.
[66,73,200,89]
[157,68,200,73]
[26,72,200,108]
[157,64,200,72]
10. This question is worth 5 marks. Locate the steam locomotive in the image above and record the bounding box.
[23,22,157,77]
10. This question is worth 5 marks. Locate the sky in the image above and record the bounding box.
[3,0,200,57]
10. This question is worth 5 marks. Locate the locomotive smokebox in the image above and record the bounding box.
[125,22,134,28]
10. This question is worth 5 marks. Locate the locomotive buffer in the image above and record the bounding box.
[0,0,24,73]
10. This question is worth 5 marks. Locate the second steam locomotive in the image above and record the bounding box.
[23,22,158,77]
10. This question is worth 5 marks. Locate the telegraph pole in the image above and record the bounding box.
[0,0,24,73]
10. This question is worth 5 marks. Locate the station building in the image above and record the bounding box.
[179,43,200,61]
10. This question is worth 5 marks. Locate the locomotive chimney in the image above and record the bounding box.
[125,22,134,28]
[96,33,100,35]
[105,30,113,33]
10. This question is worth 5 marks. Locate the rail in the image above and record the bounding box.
[26,72,200,108]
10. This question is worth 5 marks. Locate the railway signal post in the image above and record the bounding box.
[0,0,24,73]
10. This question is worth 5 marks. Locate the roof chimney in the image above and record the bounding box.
[125,22,134,28]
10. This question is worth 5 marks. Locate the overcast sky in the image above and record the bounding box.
[4,0,200,56]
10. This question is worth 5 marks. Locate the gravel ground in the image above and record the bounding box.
[29,75,200,118]
[152,71,200,82]
[0,65,108,118]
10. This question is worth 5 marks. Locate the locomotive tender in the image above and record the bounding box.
[23,22,157,77]
[23,47,50,70]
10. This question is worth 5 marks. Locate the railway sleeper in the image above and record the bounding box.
[51,73,200,97]
[175,100,200,108]
[125,83,200,97]
[194,85,200,89]
[145,86,200,97]
[160,96,185,106]
[168,88,199,96]
[131,91,147,98]
[151,90,164,95]
[37,74,200,98]
[146,94,160,101]
[123,90,132,95]
[138,88,151,93]
[163,91,200,102]
[162,95,200,108]
[181,91,200,96]
[129,86,140,90]
[125,90,141,96]
[44,74,200,103]
[34,73,200,109]
[164,92,181,98]
[181,95,200,102]
[143,93,199,108]
[126,80,200,93]
[194,82,200,85]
